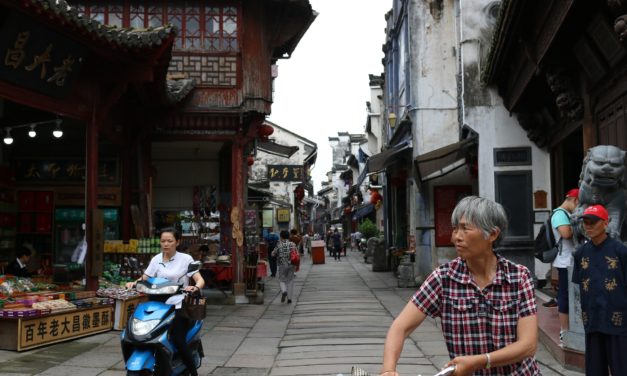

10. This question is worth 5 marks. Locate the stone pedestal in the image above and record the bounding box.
[565,266,585,351]
[397,260,415,287]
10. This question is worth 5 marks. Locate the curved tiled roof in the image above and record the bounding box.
[21,0,177,50]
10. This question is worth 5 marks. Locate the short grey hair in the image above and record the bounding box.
[451,196,508,247]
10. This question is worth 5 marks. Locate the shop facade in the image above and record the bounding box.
[1,0,316,349]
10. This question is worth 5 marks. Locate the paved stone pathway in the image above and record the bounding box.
[0,250,584,376]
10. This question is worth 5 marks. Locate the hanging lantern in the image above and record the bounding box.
[247,155,255,166]
[258,124,274,137]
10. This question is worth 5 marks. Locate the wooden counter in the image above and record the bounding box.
[0,305,113,351]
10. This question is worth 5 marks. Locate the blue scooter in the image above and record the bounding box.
[121,261,204,376]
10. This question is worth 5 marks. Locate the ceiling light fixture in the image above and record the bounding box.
[52,119,63,138]
[28,124,37,138]
[3,128,13,145]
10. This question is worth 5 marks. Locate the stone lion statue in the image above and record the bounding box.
[573,145,627,241]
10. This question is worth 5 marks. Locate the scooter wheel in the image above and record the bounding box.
[126,371,152,376]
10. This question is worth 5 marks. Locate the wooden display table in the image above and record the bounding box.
[113,295,148,330]
[0,306,113,351]
[311,240,325,264]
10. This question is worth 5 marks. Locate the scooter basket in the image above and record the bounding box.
[180,296,206,321]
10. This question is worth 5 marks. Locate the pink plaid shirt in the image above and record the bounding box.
[412,254,540,375]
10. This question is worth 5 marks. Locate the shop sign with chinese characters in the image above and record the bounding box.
[0,11,85,98]
[267,165,304,182]
[276,208,290,223]
[18,307,113,351]
[13,158,119,184]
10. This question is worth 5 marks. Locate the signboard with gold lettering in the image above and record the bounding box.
[17,307,113,351]
[267,165,304,182]
[276,208,290,223]
[0,11,85,98]
[114,295,148,330]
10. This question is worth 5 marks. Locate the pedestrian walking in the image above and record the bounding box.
[380,196,539,375]
[290,228,303,256]
[573,204,627,375]
[548,188,579,345]
[272,230,297,304]
[266,229,279,278]
[332,228,342,261]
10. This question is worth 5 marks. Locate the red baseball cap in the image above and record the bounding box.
[581,204,609,221]
[566,188,579,198]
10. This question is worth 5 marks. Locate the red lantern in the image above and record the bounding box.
[370,189,382,205]
[258,124,274,137]
[247,155,255,166]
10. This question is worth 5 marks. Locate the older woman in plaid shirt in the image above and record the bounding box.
[381,196,540,375]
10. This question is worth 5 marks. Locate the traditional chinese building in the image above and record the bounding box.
[0,0,316,303]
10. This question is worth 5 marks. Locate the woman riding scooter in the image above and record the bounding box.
[125,227,205,376]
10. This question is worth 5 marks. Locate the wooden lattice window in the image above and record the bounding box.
[72,2,239,52]
[89,4,105,23]
[108,3,124,28]
[204,6,238,52]
[147,4,164,28]
[129,3,145,29]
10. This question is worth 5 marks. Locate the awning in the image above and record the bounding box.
[257,140,299,158]
[354,141,411,187]
[352,203,374,221]
[367,141,412,174]
[414,137,477,181]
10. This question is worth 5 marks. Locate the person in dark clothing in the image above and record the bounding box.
[266,230,279,277]
[573,204,627,375]
[6,246,33,277]
[332,228,342,261]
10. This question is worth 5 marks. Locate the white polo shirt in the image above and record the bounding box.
[144,251,196,287]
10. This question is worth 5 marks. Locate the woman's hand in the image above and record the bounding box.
[379,371,399,376]
[184,285,200,293]
[445,355,484,376]
[125,281,136,289]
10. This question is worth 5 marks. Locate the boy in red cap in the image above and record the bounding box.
[573,204,627,375]
[546,188,579,345]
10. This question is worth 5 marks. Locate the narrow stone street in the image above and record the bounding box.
[0,250,584,376]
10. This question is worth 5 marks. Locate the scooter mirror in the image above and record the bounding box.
[187,261,201,274]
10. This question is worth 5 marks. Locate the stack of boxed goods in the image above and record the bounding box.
[0,277,115,351]
[96,286,147,330]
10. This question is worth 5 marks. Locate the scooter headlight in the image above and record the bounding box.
[135,283,179,295]
[131,318,160,336]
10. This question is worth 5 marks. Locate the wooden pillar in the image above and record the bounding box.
[121,137,132,240]
[582,86,595,152]
[231,141,246,299]
[85,99,100,291]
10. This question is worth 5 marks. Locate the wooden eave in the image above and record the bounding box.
[482,0,575,111]
[267,0,317,61]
